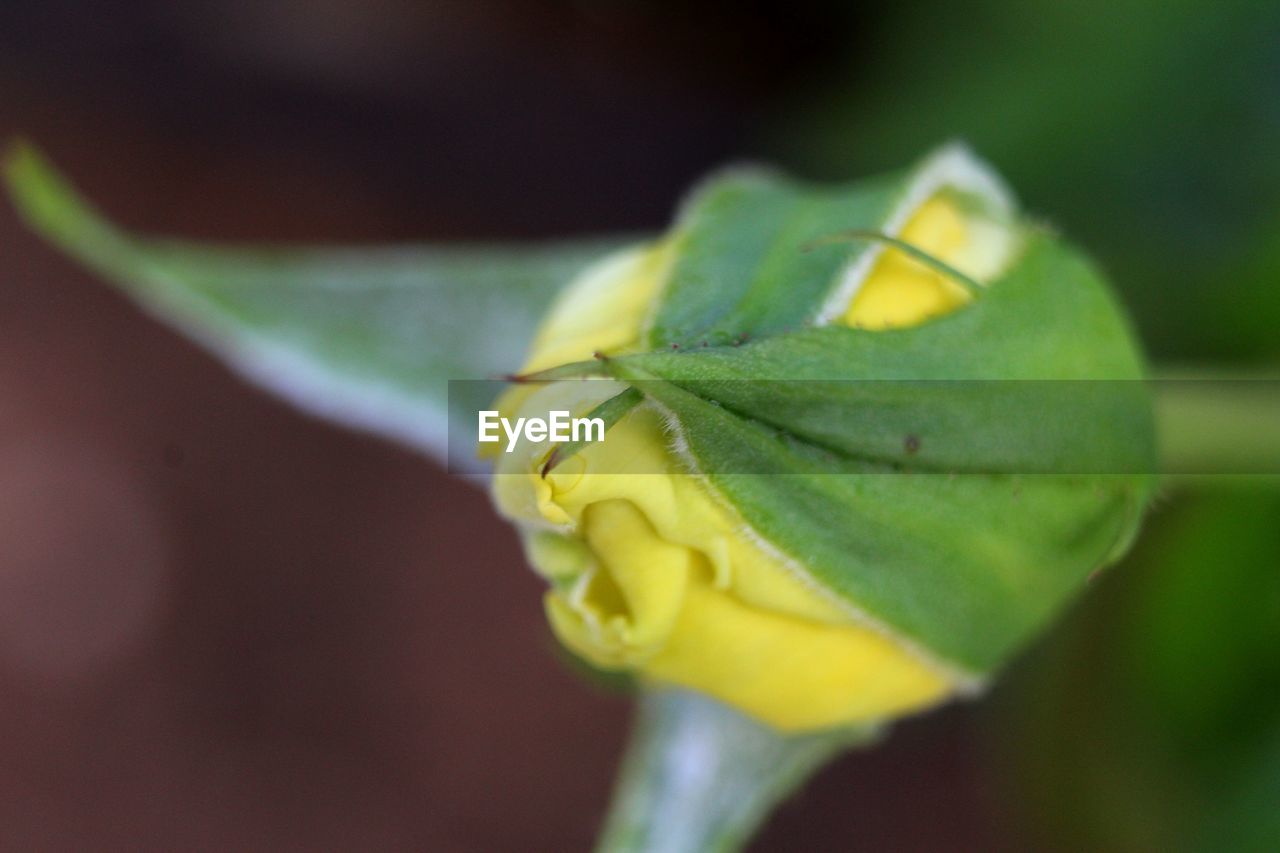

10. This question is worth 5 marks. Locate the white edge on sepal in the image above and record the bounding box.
[645,395,988,699]
[814,142,1019,326]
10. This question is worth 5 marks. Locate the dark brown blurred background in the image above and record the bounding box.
[0,2,1004,850]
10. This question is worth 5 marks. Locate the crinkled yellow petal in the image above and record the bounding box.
[497,400,952,731]
[546,499,691,665]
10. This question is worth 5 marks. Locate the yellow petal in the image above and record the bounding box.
[841,189,1019,330]
[644,582,950,731]
[521,239,676,375]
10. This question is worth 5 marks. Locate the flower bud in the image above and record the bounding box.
[488,145,1153,732]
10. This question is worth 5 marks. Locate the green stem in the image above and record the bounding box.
[1153,373,1280,481]
[596,689,874,853]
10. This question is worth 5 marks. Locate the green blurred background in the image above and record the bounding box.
[765,2,1280,850]
[2,1,1277,849]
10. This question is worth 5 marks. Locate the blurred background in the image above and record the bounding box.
[1,1,1278,849]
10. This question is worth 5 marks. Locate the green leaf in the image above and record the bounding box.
[3,142,636,469]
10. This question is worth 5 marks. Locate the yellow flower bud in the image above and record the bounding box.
[490,184,1016,731]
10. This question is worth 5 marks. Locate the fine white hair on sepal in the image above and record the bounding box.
[646,397,692,461]
[814,141,1019,327]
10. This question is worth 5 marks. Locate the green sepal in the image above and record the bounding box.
[596,174,1154,676]
[646,168,899,348]
[647,147,1012,349]
[610,233,1155,478]
[541,386,644,475]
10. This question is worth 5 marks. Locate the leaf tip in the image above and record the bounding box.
[2,136,38,179]
[2,137,49,216]
[2,139,114,251]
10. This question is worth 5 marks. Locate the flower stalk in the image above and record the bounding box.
[596,689,875,853]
